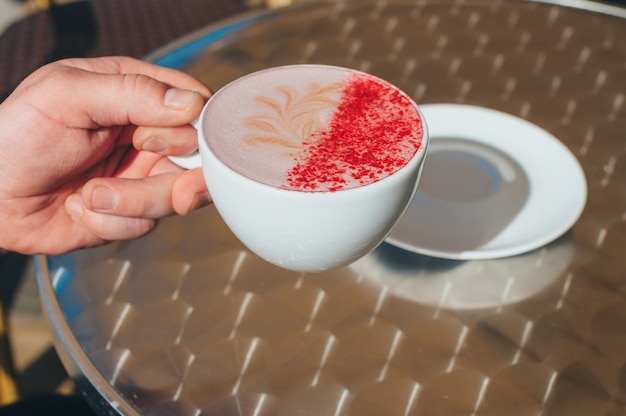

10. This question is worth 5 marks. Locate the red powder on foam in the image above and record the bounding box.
[284,74,424,192]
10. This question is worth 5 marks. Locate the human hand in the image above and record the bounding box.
[0,56,212,255]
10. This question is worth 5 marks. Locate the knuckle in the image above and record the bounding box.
[122,73,162,95]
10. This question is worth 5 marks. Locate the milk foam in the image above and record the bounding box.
[203,65,423,191]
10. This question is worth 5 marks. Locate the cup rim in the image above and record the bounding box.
[197,64,429,194]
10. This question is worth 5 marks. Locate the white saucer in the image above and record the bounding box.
[385,104,587,260]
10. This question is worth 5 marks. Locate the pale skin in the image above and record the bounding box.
[0,56,212,255]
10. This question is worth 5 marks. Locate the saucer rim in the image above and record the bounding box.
[385,103,588,260]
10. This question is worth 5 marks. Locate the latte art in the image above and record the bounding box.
[244,82,343,151]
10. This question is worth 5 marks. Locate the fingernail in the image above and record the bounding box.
[91,185,119,211]
[187,191,210,213]
[142,137,168,153]
[66,198,83,220]
[164,88,196,110]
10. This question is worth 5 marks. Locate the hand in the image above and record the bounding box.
[0,56,212,255]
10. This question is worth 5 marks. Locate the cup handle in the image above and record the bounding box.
[169,152,201,169]
[168,117,202,169]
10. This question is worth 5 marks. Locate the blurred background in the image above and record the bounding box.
[0,0,22,35]
[0,0,75,35]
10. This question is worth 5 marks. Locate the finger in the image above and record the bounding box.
[93,152,210,216]
[132,124,200,156]
[81,173,180,219]
[172,168,211,215]
[65,194,157,241]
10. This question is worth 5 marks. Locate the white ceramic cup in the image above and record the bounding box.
[170,65,428,272]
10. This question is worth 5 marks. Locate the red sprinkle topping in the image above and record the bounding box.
[284,74,423,192]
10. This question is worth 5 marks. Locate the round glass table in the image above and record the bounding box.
[37,0,626,414]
